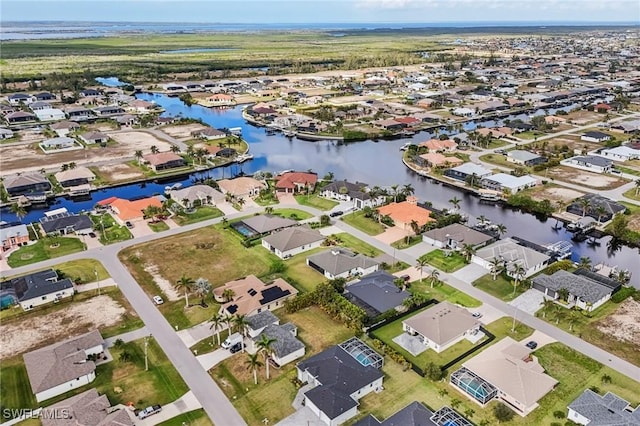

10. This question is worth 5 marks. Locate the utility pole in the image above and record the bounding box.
[94,268,100,296]
[511,306,517,333]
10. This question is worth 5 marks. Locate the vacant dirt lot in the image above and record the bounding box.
[628,213,640,233]
[160,124,208,139]
[528,185,584,204]
[546,166,627,189]
[541,135,601,154]
[565,110,604,125]
[0,295,126,359]
[94,163,145,182]
[596,299,640,348]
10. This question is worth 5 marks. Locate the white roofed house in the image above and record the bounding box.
[79,131,109,145]
[39,136,78,152]
[599,145,640,162]
[34,108,66,122]
[471,238,550,279]
[262,226,325,259]
[561,155,613,174]
[169,184,224,208]
[480,173,537,193]
[0,127,14,139]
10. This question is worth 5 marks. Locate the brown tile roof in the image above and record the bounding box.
[218,177,266,196]
[214,275,298,316]
[419,152,463,167]
[142,152,183,166]
[418,139,458,151]
[101,196,163,221]
[275,171,318,190]
[377,201,434,227]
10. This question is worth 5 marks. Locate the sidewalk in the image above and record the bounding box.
[135,391,202,426]
[177,321,218,348]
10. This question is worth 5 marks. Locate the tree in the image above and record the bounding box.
[390,184,399,203]
[256,334,276,380]
[429,269,440,288]
[448,196,461,210]
[60,163,69,172]
[601,374,612,384]
[409,220,421,237]
[477,215,487,225]
[175,274,195,307]
[245,353,263,385]
[557,287,570,302]
[237,197,246,208]
[511,264,526,297]
[170,144,181,154]
[461,243,476,262]
[415,258,428,282]
[323,171,334,181]
[438,388,448,399]
[320,215,330,227]
[489,258,502,281]
[578,256,592,271]
[450,399,462,409]
[150,145,159,154]
[464,408,475,419]
[424,362,443,381]
[209,313,224,346]
[119,350,133,363]
[222,288,235,303]
[134,150,143,165]
[594,205,607,225]
[233,314,250,352]
[402,183,415,197]
[635,178,640,197]
[493,402,514,422]
[9,203,27,222]
[68,162,76,169]
[495,223,507,237]
[578,197,592,217]
[264,206,274,214]
[541,299,555,318]
[194,277,212,305]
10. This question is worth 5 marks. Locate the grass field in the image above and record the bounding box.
[420,250,467,273]
[410,279,481,308]
[623,187,640,202]
[294,194,338,211]
[341,210,385,235]
[148,221,170,232]
[0,356,37,421]
[157,409,212,426]
[4,258,109,283]
[334,232,382,257]
[391,235,422,249]
[91,214,133,244]
[271,208,313,220]
[7,237,86,268]
[173,206,224,226]
[473,273,528,301]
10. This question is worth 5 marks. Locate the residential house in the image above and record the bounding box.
[0,127,15,139]
[296,340,384,426]
[23,330,104,402]
[452,107,475,117]
[274,171,318,193]
[422,223,494,250]
[261,226,325,260]
[218,177,267,199]
[402,302,481,353]
[418,152,464,168]
[40,208,94,235]
[79,131,109,145]
[8,93,31,105]
[65,107,94,121]
[115,114,138,126]
[79,89,102,97]
[250,321,305,367]
[581,131,611,143]
[471,238,551,278]
[49,121,80,136]
[599,145,640,161]
[320,180,383,210]
[213,275,298,317]
[29,101,52,111]
[92,105,125,117]
[233,215,297,236]
[450,337,557,416]
[344,270,410,318]
[306,248,379,280]
[0,223,30,251]
[32,92,56,102]
[0,269,74,310]
[561,155,613,174]
[34,108,66,122]
[531,269,621,311]
[444,163,493,183]
[566,194,626,222]
[376,197,434,234]
[610,119,640,134]
[567,390,640,426]
[42,388,134,426]
[246,310,280,338]
[97,196,164,225]
[142,152,186,172]
[168,184,224,208]
[355,403,475,426]
[40,136,77,150]
[5,111,37,124]
[419,138,458,152]
[205,93,236,106]
[3,174,52,197]
[127,99,160,114]
[480,173,537,193]
[54,167,95,188]
[191,127,227,140]
[374,118,406,131]
[506,150,547,166]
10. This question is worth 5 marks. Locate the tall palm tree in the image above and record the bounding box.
[477,215,487,225]
[541,298,555,318]
[256,334,276,380]
[489,258,502,281]
[429,269,440,288]
[134,150,143,165]
[175,274,195,307]
[635,178,640,197]
[222,288,235,302]
[415,258,428,282]
[578,197,592,217]
[170,144,181,153]
[245,353,263,385]
[511,265,526,297]
[402,183,415,197]
[390,184,399,202]
[9,203,27,222]
[209,313,224,346]
[233,314,250,352]
[448,196,461,211]
[237,197,246,208]
[150,145,159,154]
[194,277,212,305]
[461,243,476,262]
[578,256,592,271]
[495,223,507,237]
[594,205,607,224]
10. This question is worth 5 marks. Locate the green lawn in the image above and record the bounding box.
[517,130,547,140]
[0,356,37,421]
[190,328,231,356]
[391,235,422,249]
[615,165,640,177]
[148,221,170,232]
[622,187,640,202]
[341,210,385,235]
[294,194,338,211]
[157,409,212,426]
[473,273,528,302]
[486,138,510,149]
[7,237,86,267]
[479,153,526,171]
[173,206,224,226]
[410,279,481,308]
[4,258,109,284]
[420,250,467,273]
[335,233,382,257]
[271,208,313,220]
[91,214,133,244]
[279,247,326,293]
[161,298,222,331]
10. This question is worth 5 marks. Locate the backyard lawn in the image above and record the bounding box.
[7,236,86,267]
[473,273,528,302]
[341,210,385,235]
[334,233,382,257]
[157,409,212,426]
[271,208,313,220]
[278,247,326,293]
[0,356,37,421]
[91,214,133,244]
[294,194,338,211]
[420,250,467,273]
[173,206,224,226]
[409,279,481,308]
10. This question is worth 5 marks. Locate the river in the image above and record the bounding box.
[2,92,637,276]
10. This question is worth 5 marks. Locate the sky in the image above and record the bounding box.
[1,0,638,24]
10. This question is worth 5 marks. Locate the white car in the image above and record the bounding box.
[153,295,164,305]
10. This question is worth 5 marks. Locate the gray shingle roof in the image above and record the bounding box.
[507,150,542,162]
[240,215,297,234]
[322,180,371,201]
[353,401,437,426]
[43,388,134,426]
[262,226,324,252]
[422,223,493,247]
[254,322,304,359]
[40,213,93,235]
[246,310,279,332]
[3,174,50,190]
[23,330,103,393]
[475,238,550,272]
[1,269,73,303]
[532,270,613,304]
[568,389,640,426]
[345,271,410,315]
[307,249,379,276]
[572,155,613,167]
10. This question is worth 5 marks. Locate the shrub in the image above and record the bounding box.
[493,403,514,422]
[424,362,443,381]
[269,260,287,274]
[554,410,566,419]
[611,287,636,303]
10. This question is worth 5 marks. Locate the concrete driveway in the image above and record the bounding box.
[136,391,201,426]
[275,406,325,426]
[129,222,154,238]
[451,263,489,283]
[216,201,239,215]
[522,330,557,350]
[465,303,505,325]
[197,348,233,370]
[509,289,544,315]
[374,226,407,244]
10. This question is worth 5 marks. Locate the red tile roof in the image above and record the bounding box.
[275,172,318,190]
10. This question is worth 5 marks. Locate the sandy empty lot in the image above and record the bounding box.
[160,124,208,139]
[0,295,126,359]
[529,186,584,204]
[596,299,640,347]
[97,163,145,182]
[143,262,181,301]
[547,166,626,189]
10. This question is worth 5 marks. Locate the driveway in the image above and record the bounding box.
[136,391,201,426]
[509,289,545,315]
[464,303,505,325]
[216,201,239,215]
[522,330,557,350]
[318,225,342,236]
[129,222,154,239]
[451,263,488,283]
[275,406,325,426]
[196,348,233,370]
[374,226,407,244]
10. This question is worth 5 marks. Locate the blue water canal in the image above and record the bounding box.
[1,92,637,276]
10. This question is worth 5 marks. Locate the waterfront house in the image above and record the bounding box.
[23,330,104,402]
[419,138,458,152]
[506,150,547,166]
[480,173,537,193]
[54,167,96,188]
[320,180,383,210]
[1,269,74,311]
[274,171,318,193]
[142,152,186,172]
[92,105,125,117]
[0,223,29,252]
[374,118,406,131]
[418,152,464,168]
[97,196,164,225]
[262,226,325,260]
[422,223,494,250]
[344,270,410,318]
[561,155,613,174]
[566,194,626,222]
[127,99,160,114]
[218,176,267,199]
[444,163,492,183]
[581,131,611,143]
[376,197,434,234]
[40,208,94,235]
[3,173,52,198]
[402,302,481,353]
[79,131,109,145]
[191,127,227,140]
[567,390,640,425]
[168,184,224,208]
[306,248,379,280]
[42,388,134,426]
[5,111,37,125]
[205,93,236,106]
[471,238,550,278]
[213,275,298,317]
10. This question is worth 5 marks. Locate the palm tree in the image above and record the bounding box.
[245,353,263,385]
[175,274,195,307]
[402,183,415,197]
[578,256,592,271]
[209,313,224,345]
[635,178,640,196]
[170,145,181,153]
[511,265,526,297]
[594,205,607,224]
[9,203,27,222]
[429,269,440,288]
[233,314,250,352]
[134,150,143,165]
[237,197,246,209]
[222,288,235,303]
[194,277,212,305]
[448,196,461,211]
[68,162,76,169]
[256,334,276,380]
[390,184,399,202]
[541,298,555,318]
[477,215,487,225]
[495,223,507,237]
[461,243,476,262]
[489,258,502,280]
[150,145,159,154]
[415,258,428,282]
[578,197,592,217]
[409,219,420,237]
[265,206,274,215]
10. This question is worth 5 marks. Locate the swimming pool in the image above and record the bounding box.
[355,352,371,366]
[0,294,16,309]
[231,222,258,238]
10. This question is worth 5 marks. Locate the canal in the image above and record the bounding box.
[2,92,637,276]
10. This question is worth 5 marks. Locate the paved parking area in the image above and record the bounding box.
[374,226,407,244]
[129,222,154,238]
[509,289,544,315]
[275,406,325,426]
[522,330,557,350]
[465,303,505,325]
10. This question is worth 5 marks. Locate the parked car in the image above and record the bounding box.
[138,405,162,420]
[229,342,243,354]
[222,332,243,349]
[526,341,538,350]
[472,312,483,318]
[88,232,97,238]
[125,221,134,229]
[153,295,164,305]
[329,210,343,217]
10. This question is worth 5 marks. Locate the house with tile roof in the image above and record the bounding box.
[142,152,186,172]
[274,171,318,193]
[218,176,267,198]
[42,388,134,426]
[23,330,104,402]
[0,223,30,251]
[168,184,224,208]
[97,196,163,225]
[306,248,379,280]
[419,139,458,152]
[320,180,384,210]
[261,226,325,259]
[377,197,434,234]
[418,152,464,168]
[567,389,640,426]
[213,275,298,317]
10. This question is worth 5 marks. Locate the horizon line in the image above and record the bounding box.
[2,20,640,25]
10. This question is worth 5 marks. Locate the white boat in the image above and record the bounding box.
[164,183,182,191]
[236,153,254,163]
[400,142,412,151]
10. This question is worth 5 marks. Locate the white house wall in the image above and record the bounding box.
[567,408,590,425]
[20,288,74,310]
[35,372,96,402]
[274,347,305,367]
